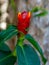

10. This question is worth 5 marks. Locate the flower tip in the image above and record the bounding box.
[18,12,21,17]
[28,12,31,18]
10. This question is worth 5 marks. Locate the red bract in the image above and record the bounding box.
[17,11,31,34]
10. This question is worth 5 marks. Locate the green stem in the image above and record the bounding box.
[12,33,25,57]
[17,33,25,47]
[10,0,16,12]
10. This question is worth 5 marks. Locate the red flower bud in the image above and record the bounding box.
[17,11,31,34]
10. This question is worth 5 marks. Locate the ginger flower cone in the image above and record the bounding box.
[17,11,31,35]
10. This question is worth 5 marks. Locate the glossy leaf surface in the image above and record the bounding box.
[0,51,16,65]
[16,44,40,65]
[25,34,47,64]
[0,25,18,45]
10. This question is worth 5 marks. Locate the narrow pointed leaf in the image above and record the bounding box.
[31,7,41,13]
[16,44,40,65]
[0,42,11,52]
[0,51,16,65]
[34,10,48,17]
[31,7,48,17]
[0,25,18,45]
[25,34,47,64]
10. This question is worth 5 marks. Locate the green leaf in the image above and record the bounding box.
[16,44,40,65]
[0,25,18,45]
[10,0,16,12]
[0,42,11,52]
[34,10,48,17]
[0,51,16,65]
[25,34,47,64]
[31,7,48,17]
[31,7,41,13]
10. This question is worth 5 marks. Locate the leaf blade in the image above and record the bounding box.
[0,42,10,52]
[16,44,40,65]
[0,25,18,45]
[0,51,16,65]
[25,34,47,64]
[31,7,48,17]
[34,10,48,17]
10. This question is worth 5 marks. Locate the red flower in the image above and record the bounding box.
[17,11,31,34]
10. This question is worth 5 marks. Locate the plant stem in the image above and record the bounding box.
[17,33,25,47]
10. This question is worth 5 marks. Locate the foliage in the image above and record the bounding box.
[0,25,47,65]
[0,0,48,65]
